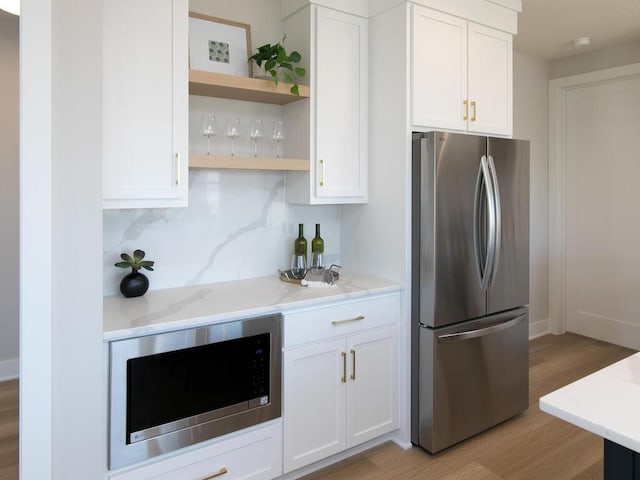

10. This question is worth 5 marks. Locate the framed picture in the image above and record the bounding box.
[189,12,253,77]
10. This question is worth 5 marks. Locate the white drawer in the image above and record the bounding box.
[284,293,400,347]
[108,420,282,480]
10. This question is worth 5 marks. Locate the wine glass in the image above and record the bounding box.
[272,121,285,158]
[225,117,241,156]
[200,114,217,155]
[249,119,264,157]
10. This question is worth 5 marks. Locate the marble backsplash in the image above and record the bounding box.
[103,169,341,296]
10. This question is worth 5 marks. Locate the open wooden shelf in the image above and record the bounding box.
[190,155,310,172]
[189,70,310,105]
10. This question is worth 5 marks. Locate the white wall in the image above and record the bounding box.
[513,51,550,337]
[0,10,19,380]
[550,39,640,80]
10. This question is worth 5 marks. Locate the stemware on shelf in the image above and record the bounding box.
[249,119,264,157]
[272,121,285,158]
[200,114,217,155]
[225,117,241,156]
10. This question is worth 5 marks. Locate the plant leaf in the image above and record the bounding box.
[276,48,287,63]
[120,253,133,263]
[114,261,131,268]
[142,265,155,271]
[133,249,145,262]
[283,72,293,83]
[290,84,299,96]
[295,67,306,77]
[289,51,301,63]
[139,260,154,268]
[265,59,276,71]
[270,70,279,85]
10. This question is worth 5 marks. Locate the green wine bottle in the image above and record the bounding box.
[294,223,307,257]
[311,223,324,268]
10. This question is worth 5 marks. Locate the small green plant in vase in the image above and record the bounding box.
[249,35,306,95]
[114,249,155,298]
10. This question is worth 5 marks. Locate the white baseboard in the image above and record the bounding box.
[529,318,550,340]
[0,358,19,381]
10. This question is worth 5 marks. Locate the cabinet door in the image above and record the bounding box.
[467,22,512,136]
[314,7,368,202]
[411,6,467,131]
[283,339,347,473]
[103,0,188,209]
[346,327,398,448]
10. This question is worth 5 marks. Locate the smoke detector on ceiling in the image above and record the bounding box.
[572,37,592,47]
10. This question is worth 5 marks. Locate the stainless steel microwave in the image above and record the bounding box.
[108,313,282,470]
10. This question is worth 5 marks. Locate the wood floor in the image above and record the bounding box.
[0,333,634,480]
[0,379,18,480]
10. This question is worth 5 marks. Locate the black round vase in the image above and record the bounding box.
[120,271,149,298]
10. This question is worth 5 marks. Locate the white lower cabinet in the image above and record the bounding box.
[282,295,400,473]
[108,420,282,480]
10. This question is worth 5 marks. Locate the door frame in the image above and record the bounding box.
[548,62,640,334]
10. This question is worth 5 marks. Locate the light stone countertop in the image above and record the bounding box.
[539,352,640,452]
[104,273,402,341]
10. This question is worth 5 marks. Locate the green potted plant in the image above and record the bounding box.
[249,35,306,95]
[114,249,155,298]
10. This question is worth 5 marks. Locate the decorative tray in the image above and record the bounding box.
[279,264,342,285]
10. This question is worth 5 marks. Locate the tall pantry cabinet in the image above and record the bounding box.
[340,0,522,447]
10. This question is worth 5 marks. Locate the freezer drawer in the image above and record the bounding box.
[412,307,529,452]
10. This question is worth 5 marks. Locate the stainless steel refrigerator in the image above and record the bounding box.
[411,131,530,453]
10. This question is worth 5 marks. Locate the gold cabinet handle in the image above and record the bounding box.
[175,153,181,186]
[202,467,228,479]
[471,101,477,121]
[331,315,365,326]
[350,349,356,380]
[463,100,468,120]
[341,351,347,383]
[319,159,325,187]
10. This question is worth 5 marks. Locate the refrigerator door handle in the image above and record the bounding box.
[436,313,527,343]
[474,155,496,294]
[487,155,502,289]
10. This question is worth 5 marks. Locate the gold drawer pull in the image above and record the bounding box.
[341,351,347,383]
[319,159,325,186]
[350,349,356,380]
[202,467,228,479]
[463,100,468,120]
[175,153,181,186]
[470,101,477,121]
[331,315,365,326]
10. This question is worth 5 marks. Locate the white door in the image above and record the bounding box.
[467,22,512,136]
[282,339,346,473]
[346,327,398,447]
[411,6,467,131]
[565,75,640,348]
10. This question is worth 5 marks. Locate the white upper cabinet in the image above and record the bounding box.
[283,5,368,204]
[467,22,512,135]
[102,0,188,209]
[412,5,513,136]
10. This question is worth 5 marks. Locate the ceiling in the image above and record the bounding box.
[514,0,640,60]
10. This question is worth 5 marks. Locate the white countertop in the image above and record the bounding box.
[103,273,402,341]
[539,352,640,452]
